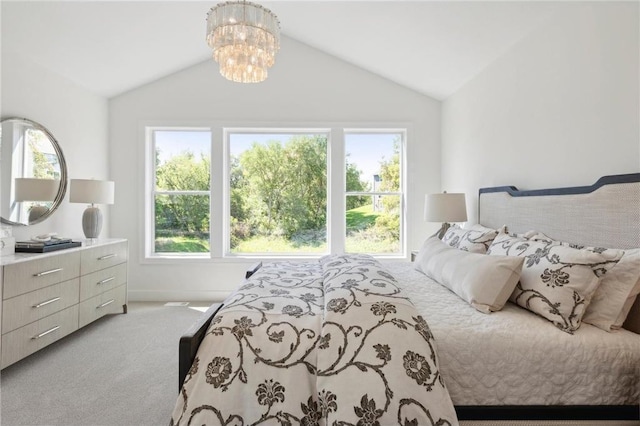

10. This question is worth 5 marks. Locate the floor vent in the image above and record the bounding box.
[164,302,190,307]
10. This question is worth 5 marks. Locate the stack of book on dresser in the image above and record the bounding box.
[15,237,81,253]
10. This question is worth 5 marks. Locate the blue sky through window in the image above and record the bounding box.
[155,130,210,165]
[345,133,398,189]
[155,130,399,188]
[229,132,398,187]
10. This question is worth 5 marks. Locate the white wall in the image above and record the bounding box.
[442,2,640,223]
[109,36,441,302]
[1,53,110,241]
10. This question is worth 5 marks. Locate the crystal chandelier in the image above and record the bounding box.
[206,1,281,83]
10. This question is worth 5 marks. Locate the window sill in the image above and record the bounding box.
[142,253,410,264]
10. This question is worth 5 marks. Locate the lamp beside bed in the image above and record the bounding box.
[424,192,468,239]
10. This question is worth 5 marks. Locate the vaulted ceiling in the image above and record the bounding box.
[2,1,579,100]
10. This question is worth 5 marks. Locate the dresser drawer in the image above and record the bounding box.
[1,304,79,369]
[80,263,127,302]
[2,278,80,334]
[80,241,127,275]
[78,284,126,328]
[3,252,81,299]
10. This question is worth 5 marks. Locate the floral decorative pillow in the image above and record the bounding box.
[487,231,606,334]
[441,224,499,254]
[527,232,640,332]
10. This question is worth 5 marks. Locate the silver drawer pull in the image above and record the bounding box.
[97,277,115,285]
[32,297,61,308]
[97,299,115,309]
[33,268,63,277]
[98,254,116,261]
[32,325,60,340]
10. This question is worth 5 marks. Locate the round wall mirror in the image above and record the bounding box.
[0,117,68,226]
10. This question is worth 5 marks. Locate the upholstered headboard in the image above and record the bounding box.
[478,173,640,334]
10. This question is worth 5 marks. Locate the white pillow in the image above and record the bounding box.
[415,237,524,313]
[591,248,640,331]
[527,232,640,332]
[441,224,499,254]
[488,231,606,334]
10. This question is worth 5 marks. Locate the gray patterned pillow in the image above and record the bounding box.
[527,232,640,332]
[487,231,606,334]
[441,224,499,254]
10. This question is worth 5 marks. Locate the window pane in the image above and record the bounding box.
[345,133,401,192]
[229,133,328,254]
[345,195,400,254]
[27,129,61,179]
[155,131,210,191]
[155,194,210,253]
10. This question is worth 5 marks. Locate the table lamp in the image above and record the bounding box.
[424,192,467,239]
[14,177,60,224]
[70,179,114,239]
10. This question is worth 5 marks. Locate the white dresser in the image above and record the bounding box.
[0,238,128,368]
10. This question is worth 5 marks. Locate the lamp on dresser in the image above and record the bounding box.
[14,177,60,224]
[424,192,467,239]
[70,179,114,239]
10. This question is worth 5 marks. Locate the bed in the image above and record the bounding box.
[173,173,640,425]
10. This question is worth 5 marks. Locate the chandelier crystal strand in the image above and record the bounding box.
[206,1,280,83]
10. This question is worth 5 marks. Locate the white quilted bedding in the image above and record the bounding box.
[386,261,640,406]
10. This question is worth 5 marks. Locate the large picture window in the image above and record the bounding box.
[227,131,328,255]
[145,126,405,259]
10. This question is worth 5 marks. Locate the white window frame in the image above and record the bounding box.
[343,129,406,257]
[143,124,407,261]
[144,126,213,260]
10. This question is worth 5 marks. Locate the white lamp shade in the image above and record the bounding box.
[14,178,60,202]
[70,179,115,205]
[424,193,468,223]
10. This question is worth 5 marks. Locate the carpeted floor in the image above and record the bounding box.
[0,302,210,426]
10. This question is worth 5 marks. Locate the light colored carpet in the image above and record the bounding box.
[0,302,209,426]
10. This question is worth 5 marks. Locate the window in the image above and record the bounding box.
[344,131,403,254]
[25,127,61,179]
[147,129,211,256]
[145,125,405,259]
[227,131,329,255]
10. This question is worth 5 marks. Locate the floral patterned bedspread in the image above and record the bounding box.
[170,254,458,426]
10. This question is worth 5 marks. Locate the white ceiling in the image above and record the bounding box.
[1,1,578,100]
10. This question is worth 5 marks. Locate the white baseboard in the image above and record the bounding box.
[127,289,230,303]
